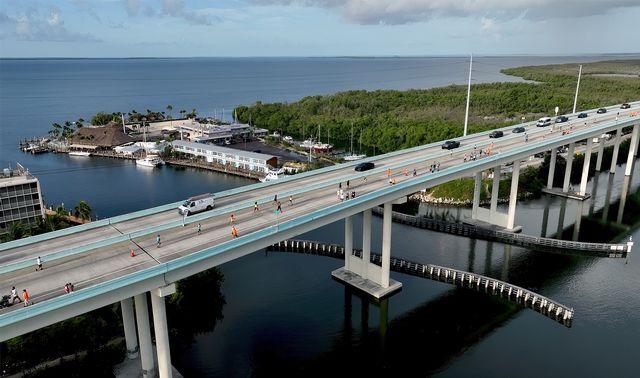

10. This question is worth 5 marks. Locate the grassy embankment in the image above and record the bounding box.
[234,59,639,202]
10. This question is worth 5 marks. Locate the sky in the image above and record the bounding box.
[0,0,639,58]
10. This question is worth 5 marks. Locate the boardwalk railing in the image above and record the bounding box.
[267,239,574,327]
[371,208,630,258]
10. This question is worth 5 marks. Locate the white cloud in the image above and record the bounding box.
[251,0,640,24]
[0,7,99,42]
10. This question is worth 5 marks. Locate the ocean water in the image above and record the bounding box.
[1,56,639,377]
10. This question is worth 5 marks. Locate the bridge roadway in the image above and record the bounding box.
[0,101,638,341]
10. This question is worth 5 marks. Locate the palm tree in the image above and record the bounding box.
[74,200,92,221]
[51,122,62,138]
[167,105,173,119]
[6,221,27,241]
[63,121,75,139]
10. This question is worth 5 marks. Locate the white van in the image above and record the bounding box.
[536,117,552,127]
[178,193,215,216]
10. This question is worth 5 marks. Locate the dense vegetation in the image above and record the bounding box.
[234,60,640,154]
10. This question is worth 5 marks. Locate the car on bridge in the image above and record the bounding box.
[354,162,375,171]
[536,117,552,127]
[441,140,460,149]
[489,130,504,138]
[597,108,607,114]
[578,113,588,118]
[555,116,569,123]
[621,103,631,109]
[512,126,526,133]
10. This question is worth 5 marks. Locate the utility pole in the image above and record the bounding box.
[121,113,126,134]
[463,53,473,137]
[572,65,582,114]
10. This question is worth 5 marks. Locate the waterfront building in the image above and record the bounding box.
[172,120,268,143]
[171,140,277,173]
[70,123,135,151]
[0,163,45,236]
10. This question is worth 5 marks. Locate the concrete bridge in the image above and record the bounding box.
[1,101,638,377]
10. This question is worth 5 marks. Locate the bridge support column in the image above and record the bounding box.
[547,148,557,189]
[595,137,605,171]
[121,298,139,359]
[579,138,593,196]
[507,161,520,230]
[610,127,622,174]
[362,209,372,278]
[625,124,639,176]
[617,175,631,224]
[151,284,176,378]
[490,166,501,214]
[562,143,575,193]
[380,202,393,288]
[135,293,155,378]
[472,171,482,219]
[344,216,353,271]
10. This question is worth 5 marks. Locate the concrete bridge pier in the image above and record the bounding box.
[333,202,403,299]
[579,138,593,196]
[589,174,600,216]
[562,143,575,193]
[625,124,639,176]
[617,175,632,224]
[490,165,501,215]
[134,293,155,378]
[506,161,520,230]
[603,173,615,221]
[151,284,176,378]
[120,297,139,359]
[610,127,622,174]
[547,148,557,189]
[471,171,482,219]
[595,136,605,172]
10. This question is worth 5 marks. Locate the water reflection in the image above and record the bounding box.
[617,174,632,224]
[602,173,615,221]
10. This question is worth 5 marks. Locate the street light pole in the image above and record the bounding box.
[463,53,473,137]
[573,65,582,114]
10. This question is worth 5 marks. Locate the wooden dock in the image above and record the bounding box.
[267,239,574,327]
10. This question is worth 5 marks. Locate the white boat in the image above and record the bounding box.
[136,155,164,167]
[299,139,315,148]
[312,142,333,153]
[259,168,286,183]
[283,136,293,142]
[344,154,366,161]
[68,151,91,157]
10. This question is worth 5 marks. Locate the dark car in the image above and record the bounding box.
[621,103,631,109]
[354,162,375,172]
[441,140,460,149]
[577,113,588,118]
[489,130,504,138]
[512,126,526,133]
[597,108,607,114]
[555,116,569,123]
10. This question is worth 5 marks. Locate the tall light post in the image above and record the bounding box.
[572,65,582,114]
[463,53,473,137]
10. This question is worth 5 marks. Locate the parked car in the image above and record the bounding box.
[597,108,607,114]
[441,140,461,149]
[354,162,375,171]
[536,117,552,127]
[621,103,631,109]
[577,113,588,118]
[489,130,504,138]
[555,115,569,123]
[512,126,526,133]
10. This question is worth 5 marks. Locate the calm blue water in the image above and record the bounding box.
[1,56,639,377]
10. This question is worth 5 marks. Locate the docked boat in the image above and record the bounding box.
[68,151,91,157]
[299,139,315,149]
[283,136,293,143]
[343,153,366,161]
[312,142,333,153]
[136,155,164,167]
[259,168,286,183]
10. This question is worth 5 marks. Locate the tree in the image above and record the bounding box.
[166,105,173,119]
[62,121,75,139]
[91,112,113,126]
[74,200,92,221]
[5,221,27,241]
[50,122,62,139]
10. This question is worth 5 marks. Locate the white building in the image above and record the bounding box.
[0,163,45,236]
[171,140,277,173]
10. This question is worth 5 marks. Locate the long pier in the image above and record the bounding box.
[267,239,574,327]
[371,207,630,258]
